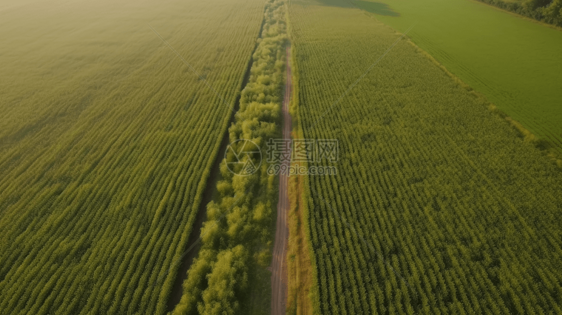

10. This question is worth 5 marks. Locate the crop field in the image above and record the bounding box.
[0,0,264,313]
[350,0,562,151]
[3,0,562,313]
[289,0,562,313]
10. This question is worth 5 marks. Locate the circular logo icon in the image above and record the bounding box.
[224,139,262,176]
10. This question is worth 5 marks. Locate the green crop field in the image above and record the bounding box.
[289,0,562,313]
[350,0,562,150]
[0,0,265,313]
[3,0,562,313]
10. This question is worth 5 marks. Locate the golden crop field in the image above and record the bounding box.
[288,0,562,313]
[0,0,265,313]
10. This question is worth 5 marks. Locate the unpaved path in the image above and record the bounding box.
[271,45,292,315]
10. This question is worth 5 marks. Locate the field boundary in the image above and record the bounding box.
[403,39,562,167]
[286,172,317,315]
[468,0,562,32]
[271,43,293,315]
[349,0,562,166]
[283,9,323,310]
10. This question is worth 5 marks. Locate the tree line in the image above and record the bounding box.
[171,0,288,314]
[477,0,562,27]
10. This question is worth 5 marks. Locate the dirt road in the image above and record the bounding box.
[271,45,292,315]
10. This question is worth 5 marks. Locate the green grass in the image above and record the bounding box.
[351,0,562,150]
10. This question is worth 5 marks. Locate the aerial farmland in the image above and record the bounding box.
[0,0,561,314]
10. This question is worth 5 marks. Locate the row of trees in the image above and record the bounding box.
[171,0,289,314]
[477,0,562,26]
[0,0,267,314]
[289,1,562,313]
